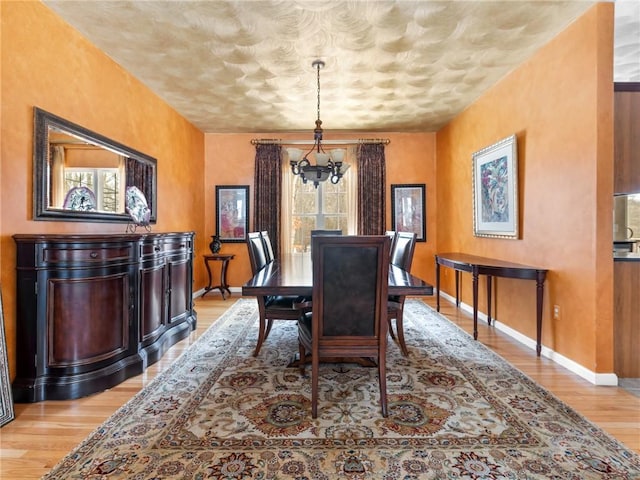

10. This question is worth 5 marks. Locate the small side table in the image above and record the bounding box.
[203,253,235,299]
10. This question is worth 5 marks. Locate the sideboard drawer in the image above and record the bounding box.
[43,246,133,264]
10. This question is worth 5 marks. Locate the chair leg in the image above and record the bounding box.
[311,352,319,418]
[378,354,388,417]
[298,342,306,375]
[253,317,268,357]
[264,318,274,341]
[387,317,396,340]
[396,311,409,357]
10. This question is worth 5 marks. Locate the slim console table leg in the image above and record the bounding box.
[219,258,231,299]
[455,270,460,307]
[535,270,546,356]
[472,267,479,340]
[487,275,492,325]
[436,262,441,312]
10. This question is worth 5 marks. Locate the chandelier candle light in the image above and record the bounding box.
[288,60,348,188]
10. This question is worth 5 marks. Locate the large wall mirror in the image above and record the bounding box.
[33,107,157,223]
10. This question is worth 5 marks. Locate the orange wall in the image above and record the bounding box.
[436,4,614,372]
[1,2,206,378]
[204,132,437,288]
[0,1,616,382]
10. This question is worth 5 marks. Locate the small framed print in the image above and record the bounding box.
[472,134,519,239]
[391,184,426,242]
[216,185,249,243]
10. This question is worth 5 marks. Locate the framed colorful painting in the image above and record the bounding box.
[391,184,426,242]
[472,134,519,238]
[216,185,249,243]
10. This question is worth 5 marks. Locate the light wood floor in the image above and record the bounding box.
[1,295,638,479]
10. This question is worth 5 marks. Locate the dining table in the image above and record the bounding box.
[241,253,434,298]
[241,253,433,367]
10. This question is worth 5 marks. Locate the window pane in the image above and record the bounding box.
[100,171,120,212]
[292,180,318,214]
[291,216,317,252]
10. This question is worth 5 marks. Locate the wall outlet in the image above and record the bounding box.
[553,305,560,320]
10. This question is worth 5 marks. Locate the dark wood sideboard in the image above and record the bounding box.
[12,232,197,402]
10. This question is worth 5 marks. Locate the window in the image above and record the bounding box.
[290,179,348,252]
[64,168,120,212]
[282,147,357,254]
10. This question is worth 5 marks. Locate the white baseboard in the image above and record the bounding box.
[437,291,618,386]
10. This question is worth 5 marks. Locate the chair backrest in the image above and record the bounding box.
[385,230,397,255]
[310,229,342,237]
[247,231,268,274]
[390,231,416,271]
[260,230,275,263]
[311,235,389,344]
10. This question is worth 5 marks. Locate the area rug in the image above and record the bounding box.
[44,298,640,479]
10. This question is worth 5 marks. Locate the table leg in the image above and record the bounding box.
[203,258,214,297]
[535,270,546,356]
[219,258,231,299]
[455,270,460,307]
[472,267,479,340]
[487,275,492,325]
[436,262,441,312]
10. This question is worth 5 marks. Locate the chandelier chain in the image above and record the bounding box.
[316,62,321,122]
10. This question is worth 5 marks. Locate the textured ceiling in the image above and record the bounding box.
[43,1,639,134]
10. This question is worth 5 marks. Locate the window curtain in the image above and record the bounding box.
[254,144,282,258]
[357,143,386,235]
[126,158,154,210]
[344,147,358,235]
[50,146,65,207]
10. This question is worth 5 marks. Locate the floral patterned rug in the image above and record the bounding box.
[44,298,640,479]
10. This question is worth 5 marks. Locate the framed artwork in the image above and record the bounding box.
[216,185,249,243]
[472,134,519,238]
[0,287,14,427]
[391,184,426,242]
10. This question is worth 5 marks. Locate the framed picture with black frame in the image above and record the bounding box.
[472,134,519,239]
[215,185,249,243]
[391,184,426,242]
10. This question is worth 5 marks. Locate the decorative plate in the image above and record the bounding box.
[126,186,151,226]
[63,186,96,211]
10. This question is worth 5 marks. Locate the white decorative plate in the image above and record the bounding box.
[126,186,151,225]
[63,186,96,211]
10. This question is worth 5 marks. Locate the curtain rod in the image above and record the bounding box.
[250,138,390,146]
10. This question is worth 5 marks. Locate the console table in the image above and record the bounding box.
[203,253,234,299]
[435,253,548,356]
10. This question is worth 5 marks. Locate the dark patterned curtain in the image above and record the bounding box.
[254,144,282,258]
[126,158,154,211]
[357,143,386,235]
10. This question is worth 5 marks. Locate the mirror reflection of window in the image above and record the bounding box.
[63,169,120,212]
[614,193,640,240]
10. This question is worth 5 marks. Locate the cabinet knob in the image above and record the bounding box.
[154,246,161,252]
[90,252,98,259]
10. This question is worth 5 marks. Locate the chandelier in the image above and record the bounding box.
[287,60,348,188]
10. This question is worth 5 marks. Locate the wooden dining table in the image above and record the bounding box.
[241,253,434,297]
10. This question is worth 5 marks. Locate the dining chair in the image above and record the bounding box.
[297,235,390,418]
[246,232,303,356]
[260,230,275,263]
[387,231,417,356]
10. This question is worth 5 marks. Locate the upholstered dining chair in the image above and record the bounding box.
[387,231,417,356]
[297,235,390,418]
[246,231,303,357]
